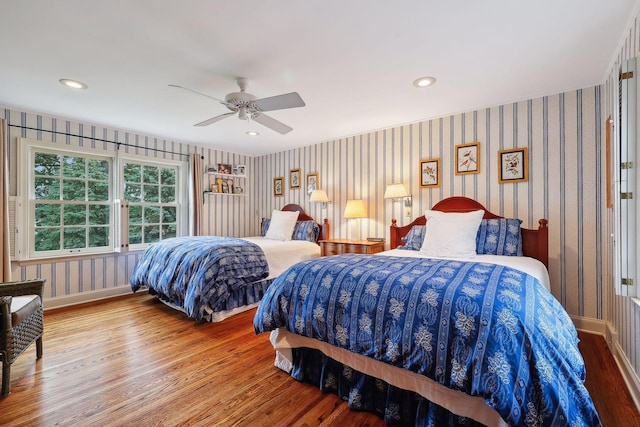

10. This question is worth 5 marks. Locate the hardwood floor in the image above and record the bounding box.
[1,292,637,426]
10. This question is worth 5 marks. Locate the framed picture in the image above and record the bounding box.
[206,164,217,173]
[455,142,480,175]
[217,163,232,174]
[210,183,218,193]
[419,158,440,188]
[273,177,284,197]
[234,185,244,194]
[289,168,301,189]
[498,147,528,183]
[236,165,246,176]
[306,172,318,194]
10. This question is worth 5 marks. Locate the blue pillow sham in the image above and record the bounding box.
[475,218,523,256]
[261,218,320,243]
[399,218,523,256]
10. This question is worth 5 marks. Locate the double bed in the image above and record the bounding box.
[130,204,329,322]
[253,197,601,426]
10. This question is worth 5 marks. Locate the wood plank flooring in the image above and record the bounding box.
[0,292,637,426]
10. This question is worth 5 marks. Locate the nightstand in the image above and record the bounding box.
[319,239,385,256]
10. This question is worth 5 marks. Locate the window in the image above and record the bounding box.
[17,139,187,260]
[121,159,180,249]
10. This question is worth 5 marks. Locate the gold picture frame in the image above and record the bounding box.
[419,158,441,188]
[273,177,284,197]
[498,147,528,183]
[455,142,480,175]
[289,168,301,189]
[306,172,318,194]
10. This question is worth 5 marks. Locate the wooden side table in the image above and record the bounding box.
[319,239,385,256]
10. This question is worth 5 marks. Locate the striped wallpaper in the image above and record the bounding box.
[255,88,602,321]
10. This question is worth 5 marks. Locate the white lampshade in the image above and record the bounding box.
[343,199,367,218]
[384,183,410,199]
[309,189,329,203]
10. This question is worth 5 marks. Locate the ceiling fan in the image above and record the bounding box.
[170,77,305,134]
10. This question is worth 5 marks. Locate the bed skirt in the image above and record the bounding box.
[150,277,274,322]
[270,329,506,427]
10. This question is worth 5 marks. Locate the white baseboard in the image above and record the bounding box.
[570,314,607,335]
[43,286,133,310]
[614,340,640,412]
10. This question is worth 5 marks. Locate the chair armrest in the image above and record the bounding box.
[0,279,46,299]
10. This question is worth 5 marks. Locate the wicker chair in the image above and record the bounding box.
[0,278,45,396]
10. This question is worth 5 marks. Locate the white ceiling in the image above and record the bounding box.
[1,1,638,156]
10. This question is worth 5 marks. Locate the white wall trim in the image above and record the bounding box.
[43,286,132,311]
[614,340,640,413]
[571,315,607,335]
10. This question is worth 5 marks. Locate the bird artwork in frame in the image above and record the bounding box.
[455,142,480,175]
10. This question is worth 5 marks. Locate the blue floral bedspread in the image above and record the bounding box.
[131,236,269,320]
[254,254,601,426]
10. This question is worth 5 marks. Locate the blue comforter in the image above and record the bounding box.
[254,254,601,426]
[131,236,269,320]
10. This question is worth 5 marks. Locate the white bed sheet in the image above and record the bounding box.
[379,248,551,290]
[242,237,321,279]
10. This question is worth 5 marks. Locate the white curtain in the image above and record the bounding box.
[190,153,203,236]
[0,119,11,281]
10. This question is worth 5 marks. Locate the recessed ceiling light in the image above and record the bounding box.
[246,131,259,136]
[59,79,88,90]
[413,76,436,88]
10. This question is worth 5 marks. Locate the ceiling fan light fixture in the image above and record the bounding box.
[413,76,436,88]
[59,78,88,90]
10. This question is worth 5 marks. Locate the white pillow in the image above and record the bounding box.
[264,210,300,241]
[419,209,484,258]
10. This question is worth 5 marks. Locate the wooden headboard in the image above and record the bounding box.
[261,204,330,243]
[390,196,548,269]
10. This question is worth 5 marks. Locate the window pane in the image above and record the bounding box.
[161,168,176,185]
[124,183,142,202]
[144,206,160,223]
[143,166,159,184]
[129,225,142,244]
[162,206,176,223]
[63,156,86,178]
[143,184,159,202]
[160,185,176,203]
[129,205,142,224]
[89,181,109,201]
[89,205,110,225]
[88,159,109,180]
[35,228,60,251]
[163,224,177,239]
[144,225,160,243]
[63,180,86,201]
[123,163,141,183]
[63,227,86,249]
[64,204,86,226]
[34,152,60,176]
[89,227,109,247]
[35,204,61,226]
[35,177,60,200]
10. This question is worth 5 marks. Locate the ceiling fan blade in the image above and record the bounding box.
[253,92,305,112]
[194,112,236,127]
[169,84,226,104]
[252,112,293,134]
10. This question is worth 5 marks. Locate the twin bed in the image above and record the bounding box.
[130,204,328,322]
[253,197,601,426]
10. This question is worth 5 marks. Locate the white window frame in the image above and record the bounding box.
[18,139,116,259]
[117,153,188,252]
[16,139,189,260]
